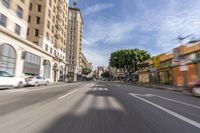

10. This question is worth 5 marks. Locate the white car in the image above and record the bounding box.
[25,76,49,86]
[0,70,26,88]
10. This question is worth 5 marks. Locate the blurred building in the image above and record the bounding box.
[0,0,54,79]
[0,0,89,83]
[27,0,69,82]
[139,41,200,86]
[108,66,126,80]
[95,66,107,79]
[66,7,83,82]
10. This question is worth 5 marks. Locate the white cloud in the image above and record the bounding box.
[83,3,114,15]
[133,0,200,53]
[83,19,136,46]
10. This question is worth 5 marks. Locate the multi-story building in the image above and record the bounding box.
[0,0,69,83]
[27,0,69,82]
[80,53,92,70]
[0,0,38,77]
[66,7,83,81]
[0,0,30,39]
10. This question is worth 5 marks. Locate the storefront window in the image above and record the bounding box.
[23,52,40,75]
[0,44,16,75]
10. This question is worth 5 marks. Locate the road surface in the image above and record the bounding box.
[0,81,200,133]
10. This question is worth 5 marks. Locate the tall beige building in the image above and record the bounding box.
[0,0,56,82]
[27,0,69,81]
[0,0,30,39]
[66,7,83,81]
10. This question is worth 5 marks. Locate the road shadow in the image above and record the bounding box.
[40,82,198,133]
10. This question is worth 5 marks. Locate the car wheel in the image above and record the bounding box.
[17,81,24,88]
[192,87,200,96]
[45,81,49,86]
[34,82,39,87]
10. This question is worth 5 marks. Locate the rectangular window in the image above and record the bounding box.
[27,28,29,36]
[28,15,31,23]
[45,44,48,51]
[46,32,49,40]
[48,9,51,18]
[52,16,55,23]
[47,21,50,29]
[2,0,10,8]
[52,26,54,32]
[16,6,23,18]
[37,4,41,12]
[50,47,53,54]
[15,24,21,35]
[49,0,52,7]
[29,3,32,10]
[34,29,39,37]
[36,16,40,24]
[0,13,7,27]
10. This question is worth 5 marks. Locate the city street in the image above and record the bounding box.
[0,81,200,133]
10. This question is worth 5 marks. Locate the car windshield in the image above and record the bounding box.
[0,71,13,77]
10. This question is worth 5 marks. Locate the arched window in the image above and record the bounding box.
[0,44,16,75]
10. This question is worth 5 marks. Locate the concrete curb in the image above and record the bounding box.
[110,81,185,92]
[134,84,185,92]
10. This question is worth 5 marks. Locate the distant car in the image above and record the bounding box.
[188,81,200,96]
[25,76,49,86]
[0,70,26,88]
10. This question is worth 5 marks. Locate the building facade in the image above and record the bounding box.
[139,42,200,87]
[0,0,88,83]
[66,7,83,82]
[27,0,69,82]
[0,0,53,81]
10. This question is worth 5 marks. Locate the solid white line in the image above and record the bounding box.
[129,93,200,129]
[153,94,200,109]
[57,90,78,100]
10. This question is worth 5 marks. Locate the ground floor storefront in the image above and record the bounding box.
[0,29,66,83]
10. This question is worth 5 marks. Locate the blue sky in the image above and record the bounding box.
[71,0,200,69]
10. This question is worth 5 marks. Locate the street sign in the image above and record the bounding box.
[179,65,188,71]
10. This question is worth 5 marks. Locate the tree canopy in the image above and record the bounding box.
[82,68,92,75]
[109,49,150,75]
[101,71,110,79]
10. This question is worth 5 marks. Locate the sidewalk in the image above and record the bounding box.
[135,83,185,92]
[111,81,185,92]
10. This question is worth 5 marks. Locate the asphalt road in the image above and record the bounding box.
[0,81,200,133]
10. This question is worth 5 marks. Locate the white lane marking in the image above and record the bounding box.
[129,93,200,129]
[57,90,78,100]
[134,93,200,109]
[153,94,200,109]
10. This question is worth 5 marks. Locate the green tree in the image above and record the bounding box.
[101,71,110,79]
[109,49,150,76]
[82,67,92,75]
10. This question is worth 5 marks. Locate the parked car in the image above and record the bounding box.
[25,76,49,86]
[0,70,26,88]
[188,80,200,96]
